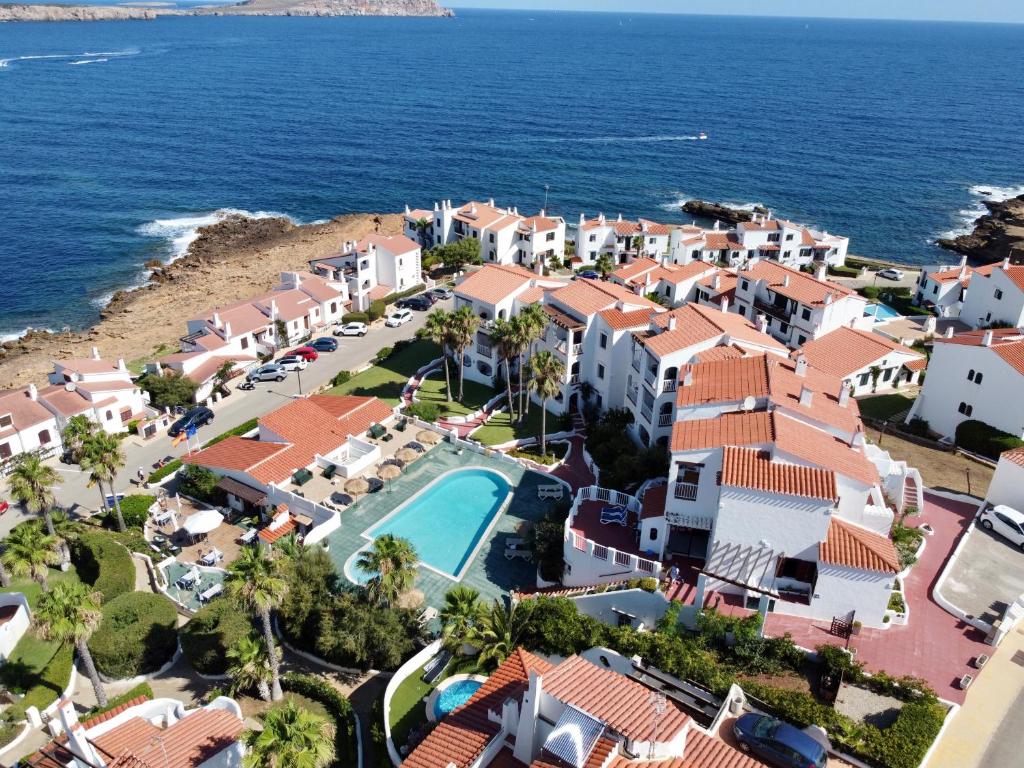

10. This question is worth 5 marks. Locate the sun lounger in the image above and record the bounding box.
[239,528,259,545]
[505,537,533,561]
[199,583,223,603]
[200,548,223,566]
[600,505,628,526]
[417,606,439,626]
[421,650,452,684]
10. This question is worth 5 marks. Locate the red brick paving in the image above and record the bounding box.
[552,435,596,491]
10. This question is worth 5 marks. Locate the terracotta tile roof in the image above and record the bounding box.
[92,708,243,767]
[739,219,781,232]
[671,411,774,452]
[541,656,689,742]
[697,270,738,297]
[258,516,297,544]
[55,357,121,375]
[721,447,837,501]
[403,649,553,768]
[0,387,58,430]
[927,266,972,284]
[691,345,746,363]
[405,208,433,221]
[659,261,718,283]
[904,358,928,372]
[688,304,788,352]
[294,272,347,303]
[182,436,287,477]
[368,284,393,301]
[766,357,863,435]
[356,233,421,256]
[741,261,858,307]
[797,326,924,379]
[820,517,900,573]
[453,201,520,230]
[456,264,538,305]
[1001,446,1024,467]
[611,257,660,283]
[703,232,744,251]
[518,285,547,304]
[605,729,766,768]
[519,215,560,234]
[551,280,661,317]
[773,414,877,487]
[641,483,668,520]
[676,355,769,407]
[598,307,660,331]
[195,297,272,337]
[181,354,257,385]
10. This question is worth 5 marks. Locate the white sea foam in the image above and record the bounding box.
[136,208,297,264]
[0,48,138,70]
[659,193,764,214]
[935,184,1024,241]
[70,58,108,66]
[542,134,699,144]
[1,326,58,343]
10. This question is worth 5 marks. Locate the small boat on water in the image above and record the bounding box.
[698,132,708,140]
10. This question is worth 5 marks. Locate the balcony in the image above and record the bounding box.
[674,482,698,501]
[631,356,642,373]
[572,343,583,356]
[626,387,639,405]
[658,413,673,427]
[641,403,653,423]
[754,298,793,322]
[476,344,492,359]
[662,379,677,393]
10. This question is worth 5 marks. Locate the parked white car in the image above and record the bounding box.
[979,505,1024,550]
[276,355,308,372]
[334,321,368,337]
[877,268,905,281]
[385,309,413,327]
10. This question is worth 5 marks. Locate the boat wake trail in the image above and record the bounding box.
[0,48,139,69]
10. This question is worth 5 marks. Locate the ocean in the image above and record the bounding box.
[1,10,1023,338]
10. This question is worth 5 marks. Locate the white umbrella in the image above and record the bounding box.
[183,509,223,536]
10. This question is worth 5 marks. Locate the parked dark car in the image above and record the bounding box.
[168,406,215,438]
[397,293,435,311]
[577,270,601,280]
[733,714,828,768]
[309,337,338,352]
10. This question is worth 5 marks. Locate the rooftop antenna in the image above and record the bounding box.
[543,184,550,211]
[648,692,667,759]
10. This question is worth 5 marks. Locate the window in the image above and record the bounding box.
[797,335,807,346]
[801,308,811,321]
[968,369,975,382]
[859,372,870,386]
[932,285,938,295]
[649,528,657,540]
[785,233,795,241]
[737,306,745,316]
[105,410,113,421]
[882,368,893,381]
[986,312,992,322]
[693,250,702,259]
[39,429,52,445]
[599,332,607,349]
[488,233,495,243]
[995,289,1004,300]
[740,279,749,291]
[958,402,973,416]
[975,372,983,384]
[0,442,10,459]
[547,232,556,242]
[597,364,606,380]
[0,414,11,429]
[648,237,656,244]
[589,234,596,242]
[240,336,249,350]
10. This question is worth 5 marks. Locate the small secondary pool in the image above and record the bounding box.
[865,302,901,322]
[433,679,483,718]
[362,467,511,580]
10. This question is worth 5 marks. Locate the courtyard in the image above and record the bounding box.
[939,522,1024,626]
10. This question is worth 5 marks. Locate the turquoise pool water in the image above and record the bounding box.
[160,561,225,612]
[434,679,483,718]
[362,468,511,580]
[865,303,902,322]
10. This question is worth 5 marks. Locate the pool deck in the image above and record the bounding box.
[326,444,557,610]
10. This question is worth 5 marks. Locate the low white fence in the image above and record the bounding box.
[383,639,442,767]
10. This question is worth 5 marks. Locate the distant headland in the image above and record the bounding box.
[938,192,1024,265]
[0,0,453,23]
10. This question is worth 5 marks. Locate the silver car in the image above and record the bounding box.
[247,364,287,382]
[430,286,454,300]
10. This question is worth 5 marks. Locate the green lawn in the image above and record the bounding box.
[857,393,916,422]
[472,406,553,446]
[0,567,81,609]
[388,655,481,750]
[327,341,441,405]
[417,369,497,417]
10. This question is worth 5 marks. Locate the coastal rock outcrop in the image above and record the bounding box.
[938,193,1024,265]
[0,4,157,22]
[681,199,769,225]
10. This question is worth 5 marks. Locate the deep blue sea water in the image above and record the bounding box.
[1,10,1023,337]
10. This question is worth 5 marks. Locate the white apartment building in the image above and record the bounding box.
[727,260,868,348]
[39,349,149,435]
[310,234,421,311]
[608,257,718,306]
[913,257,975,318]
[958,258,1024,329]
[573,213,672,263]
[0,386,61,464]
[906,327,1024,439]
[798,326,926,397]
[404,200,565,270]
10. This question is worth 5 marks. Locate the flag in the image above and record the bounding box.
[172,432,186,447]
[185,423,198,439]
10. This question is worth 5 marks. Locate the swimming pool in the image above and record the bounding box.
[433,679,483,718]
[865,302,902,322]
[359,467,511,581]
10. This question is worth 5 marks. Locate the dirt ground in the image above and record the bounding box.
[866,427,992,498]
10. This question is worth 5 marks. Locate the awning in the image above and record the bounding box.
[701,540,781,598]
[216,476,268,506]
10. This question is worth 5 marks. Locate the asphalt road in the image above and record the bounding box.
[0,301,451,537]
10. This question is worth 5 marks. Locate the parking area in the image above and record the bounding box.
[940,524,1024,625]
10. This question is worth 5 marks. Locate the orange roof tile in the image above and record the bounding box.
[721,447,837,501]
[0,387,59,430]
[702,232,744,251]
[258,517,297,543]
[773,414,877,487]
[92,708,243,767]
[598,307,659,331]
[741,261,858,307]
[518,285,547,304]
[691,345,746,363]
[927,266,972,284]
[550,280,661,317]
[611,257,660,283]
[934,329,1024,375]
[455,264,538,305]
[671,411,774,452]
[605,729,766,768]
[541,656,690,742]
[676,355,769,407]
[1002,446,1024,467]
[797,326,924,379]
[820,517,900,573]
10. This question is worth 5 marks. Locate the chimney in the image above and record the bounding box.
[539,208,546,217]
[667,315,677,331]
[91,346,100,360]
[982,329,994,347]
[1002,257,1011,270]
[469,202,477,215]
[513,670,542,766]
[56,699,102,766]
[578,212,586,227]
[720,297,730,313]
[824,292,834,306]
[799,385,814,407]
[117,358,127,372]
[851,425,866,448]
[488,198,495,207]
[27,383,37,401]
[212,312,222,328]
[815,262,827,281]
[713,219,721,231]
[683,368,693,386]
[404,204,410,215]
[270,299,278,319]
[757,314,768,334]
[839,380,851,407]
[945,326,955,338]
[712,274,721,290]
[782,275,790,288]
[223,321,232,339]
[795,354,808,377]
[617,213,623,222]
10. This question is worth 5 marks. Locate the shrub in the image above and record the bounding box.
[888,591,906,612]
[115,495,155,529]
[6,643,74,721]
[181,600,253,675]
[89,592,178,679]
[375,345,393,362]
[332,370,352,387]
[405,401,440,422]
[139,371,198,409]
[341,311,369,324]
[891,522,924,568]
[147,459,182,484]
[905,417,931,437]
[955,419,1024,460]
[859,285,882,301]
[281,672,357,767]
[368,300,387,321]
[72,532,134,603]
[83,682,154,719]
[526,504,570,583]
[177,464,221,503]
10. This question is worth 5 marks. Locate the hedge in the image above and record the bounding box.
[116,495,156,529]
[954,419,1024,460]
[341,311,369,324]
[7,642,74,721]
[281,672,357,767]
[380,283,426,305]
[147,418,260,483]
[405,401,440,422]
[72,532,134,604]
[89,592,178,679]
[82,682,154,720]
[368,300,387,321]
[181,600,253,675]
[148,459,182,485]
[202,417,258,448]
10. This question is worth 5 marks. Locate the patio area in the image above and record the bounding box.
[325,442,557,611]
[146,496,247,567]
[875,315,969,344]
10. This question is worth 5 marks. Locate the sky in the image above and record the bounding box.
[446,1,1024,24]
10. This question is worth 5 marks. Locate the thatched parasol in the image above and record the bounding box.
[417,429,441,445]
[395,447,419,464]
[344,477,370,496]
[378,463,402,492]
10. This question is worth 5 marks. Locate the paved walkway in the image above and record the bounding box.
[761,492,989,704]
[551,436,595,492]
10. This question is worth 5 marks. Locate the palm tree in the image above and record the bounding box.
[213,361,235,397]
[275,532,303,563]
[527,350,565,457]
[490,318,519,422]
[80,433,126,532]
[517,304,548,418]
[227,635,274,702]
[414,217,431,249]
[449,305,480,402]
[34,580,108,708]
[424,308,454,403]
[356,534,418,608]
[8,454,60,537]
[439,585,484,654]
[470,599,535,669]
[60,414,98,464]
[1,522,60,592]
[595,253,615,278]
[631,234,645,257]
[242,700,333,768]
[226,547,288,701]
[508,315,531,420]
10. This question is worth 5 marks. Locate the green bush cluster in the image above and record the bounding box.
[525,503,570,583]
[584,408,668,491]
[114,495,156,529]
[375,345,394,362]
[138,371,198,409]
[89,592,178,679]
[281,672,357,767]
[405,401,441,422]
[332,370,352,387]
[181,600,253,675]
[380,283,427,305]
[625,577,659,593]
[72,532,134,603]
[82,682,154,719]
[147,459,182,484]
[341,311,369,324]
[177,464,221,504]
[368,300,387,321]
[954,419,1024,460]
[202,418,258,448]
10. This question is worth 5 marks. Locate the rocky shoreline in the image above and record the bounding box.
[937,193,1024,265]
[0,212,402,389]
[681,199,768,225]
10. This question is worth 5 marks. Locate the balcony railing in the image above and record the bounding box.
[644,367,658,386]
[631,356,642,373]
[626,387,639,405]
[754,298,793,321]
[572,343,583,356]
[662,379,677,392]
[658,413,673,427]
[674,482,699,501]
[641,404,653,423]
[569,374,580,385]
[477,344,492,359]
